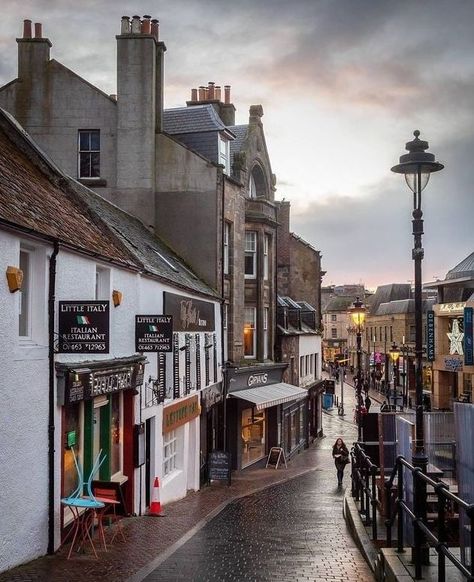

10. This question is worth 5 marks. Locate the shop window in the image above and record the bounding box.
[263,234,270,280]
[223,222,231,275]
[244,307,256,358]
[163,430,178,476]
[78,129,100,178]
[63,404,83,498]
[241,408,266,468]
[244,231,257,279]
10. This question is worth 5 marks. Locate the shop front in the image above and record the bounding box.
[56,355,146,529]
[226,364,307,470]
[307,379,325,443]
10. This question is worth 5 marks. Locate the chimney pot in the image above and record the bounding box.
[34,23,42,39]
[224,85,231,104]
[23,19,32,39]
[131,15,141,34]
[215,85,221,101]
[121,16,131,34]
[198,86,206,101]
[141,16,151,35]
[208,81,215,100]
[191,88,198,102]
[151,19,159,40]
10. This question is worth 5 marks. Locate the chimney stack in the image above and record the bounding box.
[208,82,215,100]
[17,18,52,80]
[224,85,231,104]
[215,85,221,101]
[23,19,32,39]
[191,88,198,102]
[219,85,235,125]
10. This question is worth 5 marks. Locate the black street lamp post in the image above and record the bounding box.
[389,341,400,408]
[349,297,367,441]
[391,130,443,567]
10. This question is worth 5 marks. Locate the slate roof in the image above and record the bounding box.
[228,124,248,157]
[367,284,411,315]
[323,295,357,313]
[446,252,474,280]
[375,298,434,316]
[163,105,234,136]
[0,107,219,299]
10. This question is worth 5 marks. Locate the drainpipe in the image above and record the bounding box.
[48,241,59,554]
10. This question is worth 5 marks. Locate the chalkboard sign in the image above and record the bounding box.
[208,451,231,485]
[266,447,287,469]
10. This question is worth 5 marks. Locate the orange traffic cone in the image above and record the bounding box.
[148,477,165,516]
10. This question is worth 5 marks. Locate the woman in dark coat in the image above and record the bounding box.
[332,438,349,487]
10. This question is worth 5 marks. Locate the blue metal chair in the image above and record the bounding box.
[61,448,106,558]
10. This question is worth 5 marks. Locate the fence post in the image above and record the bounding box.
[385,479,392,547]
[360,463,366,518]
[435,482,447,582]
[351,450,357,499]
[371,465,378,541]
[397,460,404,553]
[413,467,423,580]
[365,463,371,524]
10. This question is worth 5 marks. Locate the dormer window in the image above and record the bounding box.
[218,135,230,175]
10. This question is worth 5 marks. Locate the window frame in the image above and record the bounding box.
[331,328,337,339]
[19,248,32,339]
[78,129,101,179]
[223,222,230,275]
[218,134,230,175]
[244,231,257,279]
[263,306,269,360]
[244,307,257,359]
[163,430,178,477]
[263,234,270,280]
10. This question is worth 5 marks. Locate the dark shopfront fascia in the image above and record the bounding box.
[226,364,307,470]
[56,355,146,529]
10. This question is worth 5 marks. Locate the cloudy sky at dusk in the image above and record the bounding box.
[0,0,472,288]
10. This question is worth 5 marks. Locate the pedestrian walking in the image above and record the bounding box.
[364,395,372,413]
[332,438,349,487]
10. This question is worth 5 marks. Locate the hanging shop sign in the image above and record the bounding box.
[62,361,144,405]
[201,383,223,411]
[426,310,435,361]
[443,357,463,372]
[135,315,173,352]
[58,301,109,353]
[439,302,466,314]
[164,292,215,332]
[163,394,200,434]
[464,307,473,366]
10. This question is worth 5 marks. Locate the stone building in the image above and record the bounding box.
[322,295,356,363]
[425,252,474,409]
[0,17,312,473]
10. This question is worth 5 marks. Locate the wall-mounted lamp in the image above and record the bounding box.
[112,289,123,307]
[6,266,23,293]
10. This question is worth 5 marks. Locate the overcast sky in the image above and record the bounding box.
[1,0,472,288]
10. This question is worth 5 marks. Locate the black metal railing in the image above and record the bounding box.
[351,443,474,581]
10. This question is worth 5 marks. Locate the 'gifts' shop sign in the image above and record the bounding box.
[58,301,110,353]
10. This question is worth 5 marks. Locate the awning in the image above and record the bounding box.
[229,382,307,410]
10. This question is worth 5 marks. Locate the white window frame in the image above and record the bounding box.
[244,231,257,279]
[163,430,178,476]
[19,249,32,339]
[263,234,270,280]
[218,135,230,175]
[95,266,110,301]
[263,307,269,360]
[299,355,304,378]
[223,222,230,275]
[223,304,229,362]
[78,130,101,179]
[244,307,256,359]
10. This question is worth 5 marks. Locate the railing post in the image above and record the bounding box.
[365,463,371,524]
[385,479,392,547]
[371,465,378,541]
[351,450,357,499]
[435,482,447,582]
[360,462,366,518]
[467,504,474,577]
[413,467,423,580]
[397,461,404,553]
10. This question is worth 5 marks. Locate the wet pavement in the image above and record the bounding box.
[1,379,374,582]
[144,383,374,582]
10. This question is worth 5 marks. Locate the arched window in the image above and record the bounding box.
[248,164,267,199]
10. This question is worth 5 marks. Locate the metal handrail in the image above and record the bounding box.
[351,443,474,581]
